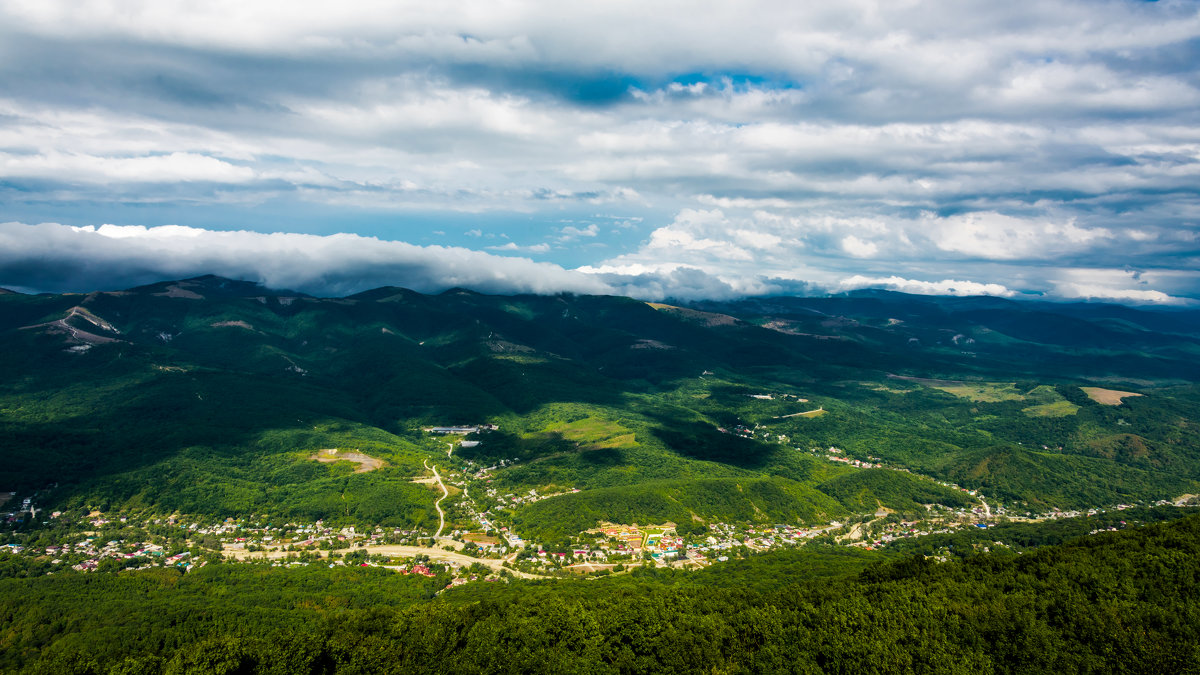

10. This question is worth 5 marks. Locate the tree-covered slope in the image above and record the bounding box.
[4,512,1200,673]
[3,277,1200,529]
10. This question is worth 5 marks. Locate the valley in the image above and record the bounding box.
[4,276,1200,672]
[5,278,1200,554]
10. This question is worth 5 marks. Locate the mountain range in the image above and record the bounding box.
[4,275,1200,534]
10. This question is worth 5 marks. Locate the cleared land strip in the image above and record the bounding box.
[1082,387,1143,405]
[310,449,383,473]
[777,407,825,418]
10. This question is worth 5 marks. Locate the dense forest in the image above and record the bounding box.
[2,513,1199,673]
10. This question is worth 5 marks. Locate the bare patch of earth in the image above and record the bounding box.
[20,306,123,346]
[761,320,852,340]
[156,283,204,299]
[631,339,675,350]
[310,449,384,473]
[1081,387,1143,405]
[486,339,535,354]
[646,303,738,327]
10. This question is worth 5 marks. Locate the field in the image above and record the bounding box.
[542,416,638,449]
[1082,387,1144,405]
[310,449,385,473]
[1022,400,1081,417]
[931,381,1026,402]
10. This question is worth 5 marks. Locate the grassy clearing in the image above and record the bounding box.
[544,416,638,449]
[861,383,913,394]
[888,376,1025,402]
[1022,400,1081,418]
[930,382,1025,402]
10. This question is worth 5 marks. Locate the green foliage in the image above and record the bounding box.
[5,514,1200,672]
[4,281,1200,532]
[885,504,1196,558]
[816,469,973,515]
[512,477,848,538]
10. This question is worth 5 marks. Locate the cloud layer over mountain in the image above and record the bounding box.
[1,1,1198,302]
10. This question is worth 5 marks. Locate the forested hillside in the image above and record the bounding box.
[3,277,1200,529]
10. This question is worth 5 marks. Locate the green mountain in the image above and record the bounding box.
[3,276,1200,533]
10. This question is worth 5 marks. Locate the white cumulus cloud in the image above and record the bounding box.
[841,235,878,258]
[836,275,1015,297]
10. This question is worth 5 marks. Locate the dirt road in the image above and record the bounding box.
[424,459,449,538]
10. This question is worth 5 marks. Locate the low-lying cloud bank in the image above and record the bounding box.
[0,222,611,298]
[0,222,1192,305]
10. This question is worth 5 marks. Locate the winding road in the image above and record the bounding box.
[424,459,449,539]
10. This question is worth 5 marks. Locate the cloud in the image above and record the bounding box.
[487,241,551,253]
[927,212,1111,260]
[1049,267,1193,305]
[0,221,769,301]
[557,223,599,241]
[0,221,611,297]
[0,2,1199,303]
[840,235,877,258]
[4,221,1195,305]
[836,275,1015,298]
[1054,284,1178,304]
[579,263,778,301]
[0,151,256,184]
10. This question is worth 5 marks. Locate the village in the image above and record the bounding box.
[6,484,1192,590]
[4,416,1197,587]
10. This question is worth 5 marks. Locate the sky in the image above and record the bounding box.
[1,1,1199,303]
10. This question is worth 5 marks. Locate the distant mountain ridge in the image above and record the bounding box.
[3,276,1200,531]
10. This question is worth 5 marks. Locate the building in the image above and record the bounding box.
[429,426,479,435]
